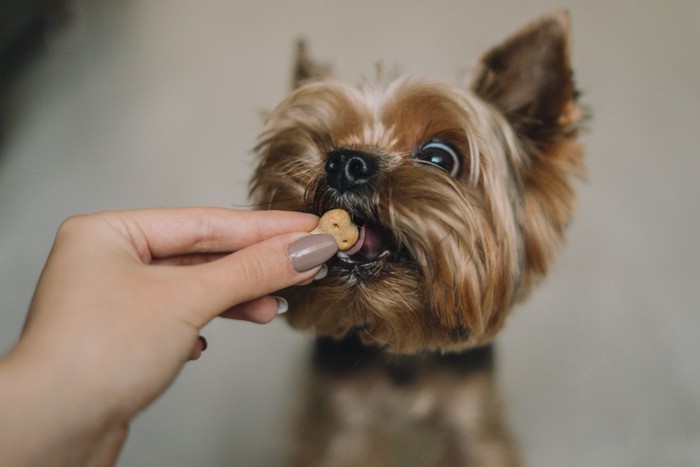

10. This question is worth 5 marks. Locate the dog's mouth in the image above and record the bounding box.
[336,221,394,265]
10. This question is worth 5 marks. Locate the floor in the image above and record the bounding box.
[1,1,698,466]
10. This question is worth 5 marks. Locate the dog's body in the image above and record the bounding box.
[291,337,517,466]
[251,12,584,466]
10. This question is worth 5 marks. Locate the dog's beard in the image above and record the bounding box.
[302,167,510,352]
[250,13,584,354]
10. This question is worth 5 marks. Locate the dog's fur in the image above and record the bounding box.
[250,11,584,466]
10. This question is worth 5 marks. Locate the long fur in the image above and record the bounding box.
[250,11,584,354]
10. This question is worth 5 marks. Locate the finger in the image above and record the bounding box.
[101,208,318,261]
[151,252,228,266]
[219,295,282,323]
[296,264,329,285]
[188,336,208,361]
[180,232,336,327]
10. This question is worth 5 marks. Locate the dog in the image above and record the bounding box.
[250,11,585,466]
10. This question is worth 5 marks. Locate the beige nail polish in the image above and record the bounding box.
[288,234,338,272]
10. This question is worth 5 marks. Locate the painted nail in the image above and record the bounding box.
[198,336,208,352]
[288,234,338,272]
[275,296,289,315]
[314,264,329,281]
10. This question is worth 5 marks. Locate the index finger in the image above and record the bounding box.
[101,207,318,260]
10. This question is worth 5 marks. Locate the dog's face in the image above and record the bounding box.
[251,12,584,354]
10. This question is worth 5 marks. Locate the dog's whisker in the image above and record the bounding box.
[266,188,278,211]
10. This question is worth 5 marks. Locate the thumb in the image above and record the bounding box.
[180,232,337,327]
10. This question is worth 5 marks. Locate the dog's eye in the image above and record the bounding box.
[414,141,461,177]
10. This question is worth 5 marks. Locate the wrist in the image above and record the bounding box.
[0,348,122,466]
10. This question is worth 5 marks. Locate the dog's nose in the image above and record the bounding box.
[325,150,378,192]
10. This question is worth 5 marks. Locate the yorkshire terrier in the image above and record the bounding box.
[250,11,584,466]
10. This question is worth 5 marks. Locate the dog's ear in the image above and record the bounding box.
[471,11,580,148]
[472,11,585,295]
[292,39,333,89]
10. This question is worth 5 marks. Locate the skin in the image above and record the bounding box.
[0,208,326,466]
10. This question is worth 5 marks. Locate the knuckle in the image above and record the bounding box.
[240,254,273,288]
[194,210,214,249]
[56,214,93,240]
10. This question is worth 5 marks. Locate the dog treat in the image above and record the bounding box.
[311,209,359,251]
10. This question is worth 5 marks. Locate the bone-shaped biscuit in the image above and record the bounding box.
[311,209,359,251]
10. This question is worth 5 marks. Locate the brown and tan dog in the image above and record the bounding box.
[251,11,585,466]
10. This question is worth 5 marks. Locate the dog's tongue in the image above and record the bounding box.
[344,223,389,260]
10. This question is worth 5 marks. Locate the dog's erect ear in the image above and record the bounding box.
[292,40,333,89]
[471,11,580,147]
[472,11,585,297]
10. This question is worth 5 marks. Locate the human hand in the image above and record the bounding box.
[0,208,337,466]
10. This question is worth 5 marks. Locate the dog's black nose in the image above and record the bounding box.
[325,150,378,192]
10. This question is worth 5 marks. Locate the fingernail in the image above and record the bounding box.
[314,264,329,281]
[198,336,208,352]
[275,296,289,315]
[288,234,338,272]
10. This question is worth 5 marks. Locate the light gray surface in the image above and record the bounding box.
[1,1,698,466]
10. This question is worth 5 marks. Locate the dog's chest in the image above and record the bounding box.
[311,336,495,425]
[301,337,500,465]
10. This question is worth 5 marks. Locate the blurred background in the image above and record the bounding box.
[1,1,698,466]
